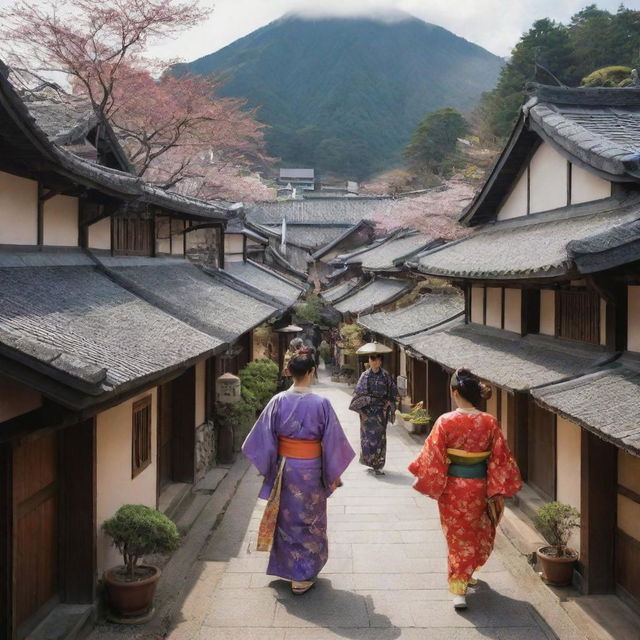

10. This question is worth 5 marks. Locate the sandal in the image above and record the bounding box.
[291,580,316,595]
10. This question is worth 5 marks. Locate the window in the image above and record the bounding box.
[132,396,152,478]
[556,289,600,344]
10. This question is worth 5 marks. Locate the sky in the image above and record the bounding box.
[146,0,629,62]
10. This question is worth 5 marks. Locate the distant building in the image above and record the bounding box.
[278,168,315,191]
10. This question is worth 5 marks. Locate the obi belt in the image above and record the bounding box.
[257,437,322,552]
[447,448,491,479]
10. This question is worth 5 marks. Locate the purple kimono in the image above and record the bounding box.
[242,388,355,581]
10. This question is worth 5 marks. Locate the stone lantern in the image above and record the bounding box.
[216,372,241,404]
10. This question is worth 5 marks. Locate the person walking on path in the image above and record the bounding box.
[242,352,355,595]
[350,353,398,476]
[408,367,522,610]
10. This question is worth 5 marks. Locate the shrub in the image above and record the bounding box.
[534,501,580,555]
[340,324,364,355]
[294,293,323,325]
[102,504,180,580]
[238,359,279,410]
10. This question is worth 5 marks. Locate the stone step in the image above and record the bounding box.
[27,604,95,640]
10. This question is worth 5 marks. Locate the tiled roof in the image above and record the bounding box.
[526,84,640,179]
[320,279,361,303]
[532,354,640,456]
[0,255,220,401]
[358,291,465,341]
[406,323,611,391]
[266,224,355,250]
[224,260,305,306]
[334,278,411,315]
[245,198,392,226]
[348,232,436,271]
[97,257,279,342]
[419,200,640,280]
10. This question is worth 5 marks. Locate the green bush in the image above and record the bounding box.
[340,324,363,355]
[238,359,279,410]
[534,501,580,554]
[294,293,324,325]
[581,66,632,87]
[102,504,180,580]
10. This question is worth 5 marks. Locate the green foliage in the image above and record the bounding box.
[294,293,324,325]
[477,5,640,140]
[340,324,364,355]
[581,65,632,86]
[102,504,180,579]
[408,408,431,424]
[534,501,581,552]
[318,342,330,363]
[238,359,279,410]
[404,108,469,176]
[176,15,502,178]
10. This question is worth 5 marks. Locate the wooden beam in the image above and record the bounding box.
[0,442,13,638]
[580,430,617,594]
[513,392,529,482]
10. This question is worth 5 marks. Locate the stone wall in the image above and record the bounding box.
[195,420,217,481]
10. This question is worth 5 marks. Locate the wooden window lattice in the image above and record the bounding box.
[113,217,153,256]
[132,396,152,478]
[556,289,600,344]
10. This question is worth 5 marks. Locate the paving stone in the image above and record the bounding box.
[203,590,277,627]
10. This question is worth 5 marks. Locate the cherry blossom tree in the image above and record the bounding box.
[1,1,274,200]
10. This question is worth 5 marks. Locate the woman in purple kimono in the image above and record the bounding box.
[242,352,355,594]
[350,354,398,475]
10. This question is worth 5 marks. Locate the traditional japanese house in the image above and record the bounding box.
[0,63,301,638]
[411,82,640,606]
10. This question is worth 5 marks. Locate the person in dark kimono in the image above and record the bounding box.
[242,353,355,594]
[350,354,398,475]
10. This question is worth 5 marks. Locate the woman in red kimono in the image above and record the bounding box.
[408,367,521,609]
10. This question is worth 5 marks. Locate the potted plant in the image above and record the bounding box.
[409,407,432,434]
[534,501,580,586]
[102,504,180,620]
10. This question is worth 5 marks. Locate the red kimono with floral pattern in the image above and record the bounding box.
[408,409,522,595]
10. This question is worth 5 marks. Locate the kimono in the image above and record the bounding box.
[351,368,398,471]
[242,387,355,581]
[408,408,521,595]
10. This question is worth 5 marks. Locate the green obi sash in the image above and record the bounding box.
[447,448,490,479]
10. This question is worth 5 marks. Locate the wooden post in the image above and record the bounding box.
[59,419,96,603]
[580,430,617,593]
[0,442,13,638]
[513,391,529,482]
[171,367,196,483]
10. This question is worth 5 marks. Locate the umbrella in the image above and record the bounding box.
[356,341,393,355]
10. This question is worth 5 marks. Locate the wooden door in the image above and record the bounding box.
[158,383,173,492]
[616,450,640,606]
[171,367,196,484]
[527,399,556,500]
[427,361,451,421]
[13,433,58,629]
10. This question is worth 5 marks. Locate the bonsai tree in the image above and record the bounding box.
[102,504,180,581]
[534,501,580,558]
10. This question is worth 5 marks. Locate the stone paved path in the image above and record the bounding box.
[168,377,585,640]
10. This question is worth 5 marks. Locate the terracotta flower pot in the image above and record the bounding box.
[536,546,577,586]
[104,565,161,618]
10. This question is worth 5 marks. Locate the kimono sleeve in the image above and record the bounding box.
[241,394,280,496]
[321,398,356,495]
[487,418,522,499]
[407,417,449,499]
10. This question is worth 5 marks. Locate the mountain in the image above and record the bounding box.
[176,11,503,179]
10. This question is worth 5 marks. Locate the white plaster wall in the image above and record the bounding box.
[486,287,502,329]
[96,388,158,574]
[628,286,640,353]
[88,217,111,251]
[619,450,640,495]
[504,289,522,333]
[0,375,42,422]
[43,195,78,246]
[529,143,568,214]
[471,286,484,324]
[156,217,171,254]
[599,298,607,347]
[556,417,582,552]
[224,234,244,258]
[171,219,185,255]
[399,348,407,379]
[0,171,38,244]
[195,360,206,427]
[570,164,611,205]
[497,168,528,221]
[540,290,555,336]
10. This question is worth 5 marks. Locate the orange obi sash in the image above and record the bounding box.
[278,436,321,459]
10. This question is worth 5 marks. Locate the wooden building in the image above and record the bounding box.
[408,83,640,607]
[0,64,301,638]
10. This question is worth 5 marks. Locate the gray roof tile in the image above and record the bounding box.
[334,278,411,315]
[224,260,304,306]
